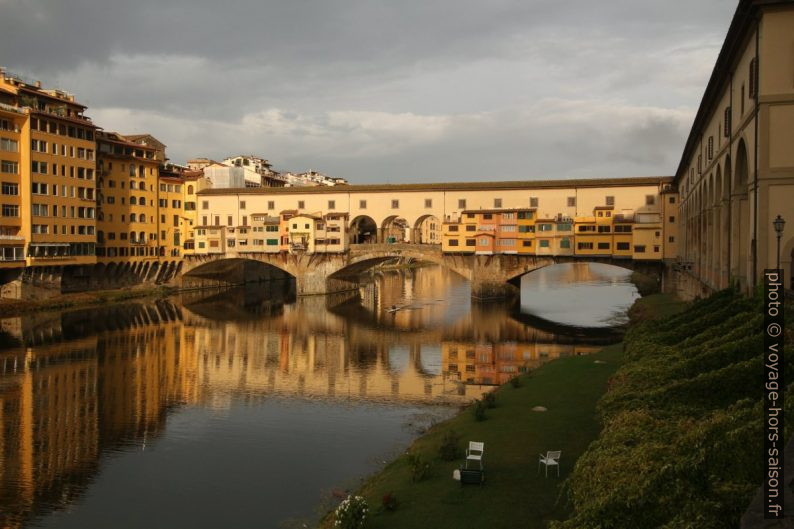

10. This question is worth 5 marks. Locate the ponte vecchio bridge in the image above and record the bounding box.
[181,177,676,298]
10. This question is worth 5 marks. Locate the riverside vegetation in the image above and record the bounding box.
[323,288,791,529]
[554,288,793,528]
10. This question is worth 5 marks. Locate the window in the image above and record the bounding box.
[634,245,646,253]
[617,242,630,251]
[391,199,399,209]
[749,58,758,99]
[449,239,459,247]
[598,225,610,233]
[448,225,459,232]
[297,200,305,209]
[494,198,502,208]
[2,182,18,195]
[425,198,432,208]
[359,200,367,209]
[559,238,571,249]
[653,245,660,253]
[597,242,610,250]
[202,201,209,210]
[458,199,466,209]
[479,238,489,246]
[522,240,532,247]
[465,239,475,246]
[466,225,475,232]
[227,215,233,226]
[2,204,19,217]
[669,216,675,223]
[668,236,675,243]
[707,136,714,160]
[567,196,576,207]
[669,196,675,204]
[529,197,538,208]
[539,240,550,248]
[724,107,731,137]
[31,204,48,216]
[31,182,48,194]
[577,242,593,250]
[0,138,18,152]
[266,239,278,246]
[645,195,656,206]
[605,195,614,206]
[328,200,336,210]
[538,224,553,232]
[741,84,745,114]
[614,225,632,233]
[1,160,18,174]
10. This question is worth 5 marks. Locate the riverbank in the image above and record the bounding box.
[320,293,685,529]
[0,285,178,318]
[554,288,793,528]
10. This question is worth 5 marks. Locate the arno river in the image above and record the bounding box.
[0,263,638,529]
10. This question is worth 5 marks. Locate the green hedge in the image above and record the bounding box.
[554,289,793,529]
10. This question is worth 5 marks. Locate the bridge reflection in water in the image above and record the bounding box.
[0,265,615,529]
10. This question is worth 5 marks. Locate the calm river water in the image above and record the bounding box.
[0,262,638,529]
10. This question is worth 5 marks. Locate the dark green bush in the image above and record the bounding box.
[553,289,794,529]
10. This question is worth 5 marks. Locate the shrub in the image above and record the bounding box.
[334,495,368,529]
[510,375,522,388]
[438,430,462,461]
[407,451,430,482]
[382,492,398,511]
[473,399,487,421]
[483,391,497,408]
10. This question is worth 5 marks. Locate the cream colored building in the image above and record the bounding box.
[676,0,794,292]
[197,177,674,250]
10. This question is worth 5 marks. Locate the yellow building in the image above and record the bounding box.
[96,132,159,264]
[157,169,184,259]
[517,209,536,255]
[0,103,24,267]
[0,70,98,268]
[181,171,210,255]
[534,217,556,256]
[574,207,613,256]
[613,214,634,258]
[248,214,282,253]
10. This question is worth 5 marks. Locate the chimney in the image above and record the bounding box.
[35,80,41,88]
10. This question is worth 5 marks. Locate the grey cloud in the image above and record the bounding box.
[0,0,739,182]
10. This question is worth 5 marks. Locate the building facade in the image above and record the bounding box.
[676,0,794,292]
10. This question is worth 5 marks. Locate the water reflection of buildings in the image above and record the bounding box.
[0,267,612,527]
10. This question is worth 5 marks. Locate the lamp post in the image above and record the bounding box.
[773,215,785,272]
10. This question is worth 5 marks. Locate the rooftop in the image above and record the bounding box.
[198,176,672,196]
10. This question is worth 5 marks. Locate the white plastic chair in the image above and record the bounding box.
[538,450,561,477]
[466,441,484,470]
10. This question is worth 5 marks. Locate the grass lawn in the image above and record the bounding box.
[321,293,686,529]
[322,342,625,529]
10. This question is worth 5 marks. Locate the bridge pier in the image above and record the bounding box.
[471,279,520,301]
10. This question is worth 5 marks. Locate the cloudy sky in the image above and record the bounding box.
[0,0,737,183]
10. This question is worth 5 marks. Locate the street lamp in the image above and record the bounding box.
[773,215,785,272]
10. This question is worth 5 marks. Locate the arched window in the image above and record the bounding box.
[188,185,194,194]
[130,213,137,222]
[130,196,137,205]
[139,231,145,242]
